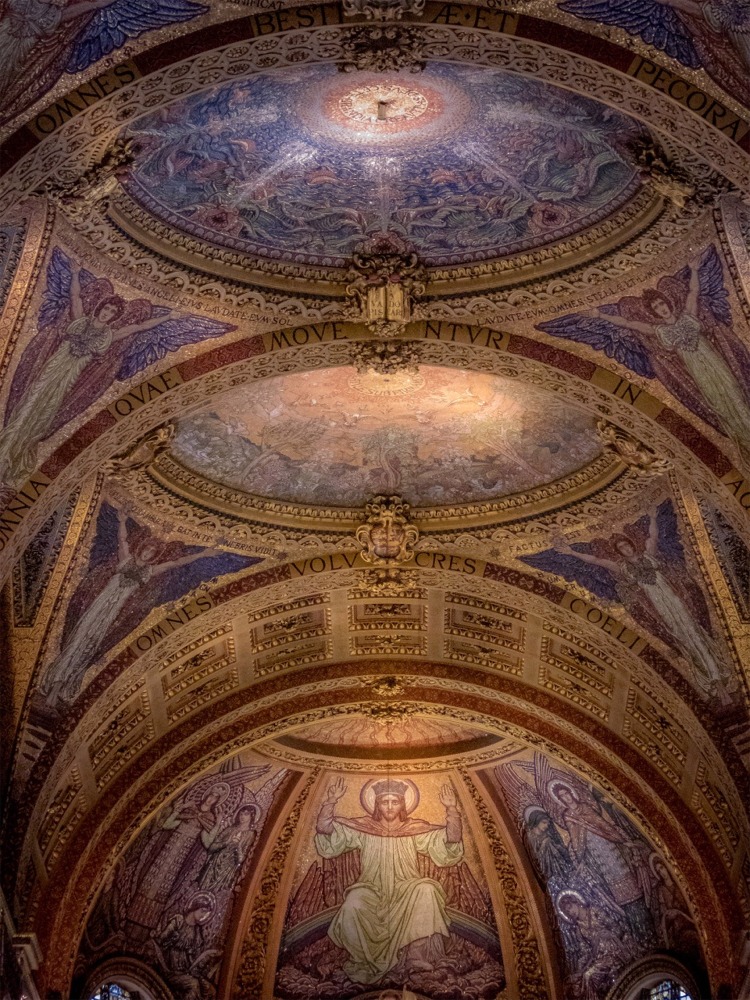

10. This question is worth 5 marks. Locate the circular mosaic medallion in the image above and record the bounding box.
[338,84,429,124]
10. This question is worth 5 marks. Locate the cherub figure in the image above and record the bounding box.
[538,246,750,464]
[0,248,234,489]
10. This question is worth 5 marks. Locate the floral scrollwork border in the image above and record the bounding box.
[458,766,551,1000]
[230,770,318,998]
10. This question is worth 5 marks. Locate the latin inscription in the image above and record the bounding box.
[628,56,750,142]
[108,367,183,419]
[0,474,51,552]
[129,593,214,655]
[721,470,750,509]
[425,3,519,32]
[264,323,348,351]
[287,550,481,577]
[28,63,140,139]
[590,368,664,417]
[562,593,646,653]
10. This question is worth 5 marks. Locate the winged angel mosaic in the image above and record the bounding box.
[520,498,733,701]
[559,0,750,106]
[0,248,234,491]
[38,499,259,708]
[538,246,750,464]
[0,0,207,127]
[79,757,290,1000]
[493,753,700,1000]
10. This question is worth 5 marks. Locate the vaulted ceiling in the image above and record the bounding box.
[1,3,750,999]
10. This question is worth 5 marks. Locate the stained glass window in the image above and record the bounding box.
[89,985,132,1000]
[647,981,693,1000]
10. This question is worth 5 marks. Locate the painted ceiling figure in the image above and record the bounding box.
[555,523,723,690]
[197,802,261,892]
[76,761,289,999]
[559,0,750,104]
[314,777,464,985]
[547,780,655,948]
[0,248,234,492]
[124,765,270,940]
[522,499,731,699]
[494,751,700,988]
[0,0,208,128]
[151,891,221,1000]
[556,891,639,1000]
[538,246,750,467]
[41,505,220,706]
[647,853,699,952]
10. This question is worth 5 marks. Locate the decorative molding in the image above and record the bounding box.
[231,771,317,997]
[338,23,428,72]
[607,953,702,1000]
[342,0,425,20]
[345,231,427,335]
[460,768,550,1000]
[596,420,671,478]
[628,136,697,210]
[355,495,420,566]
[41,137,139,213]
[4,18,749,224]
[105,422,175,474]
[351,337,422,374]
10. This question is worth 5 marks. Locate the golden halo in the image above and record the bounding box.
[360,777,420,816]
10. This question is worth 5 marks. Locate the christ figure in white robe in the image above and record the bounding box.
[315,777,464,985]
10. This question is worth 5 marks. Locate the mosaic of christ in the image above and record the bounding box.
[274,773,505,999]
[171,366,602,508]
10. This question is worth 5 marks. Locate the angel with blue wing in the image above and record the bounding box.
[538,246,750,464]
[660,0,750,82]
[558,0,750,104]
[0,0,207,128]
[522,500,729,696]
[40,503,225,707]
[0,248,234,489]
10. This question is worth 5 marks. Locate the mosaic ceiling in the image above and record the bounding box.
[123,63,643,268]
[170,366,602,507]
[1,2,750,1000]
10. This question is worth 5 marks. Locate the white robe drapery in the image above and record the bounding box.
[315,820,463,984]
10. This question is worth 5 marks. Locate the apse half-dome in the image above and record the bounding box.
[168,365,603,509]
[72,737,706,1000]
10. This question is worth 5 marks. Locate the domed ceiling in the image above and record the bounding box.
[170,365,601,507]
[2,3,750,1000]
[123,63,644,270]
